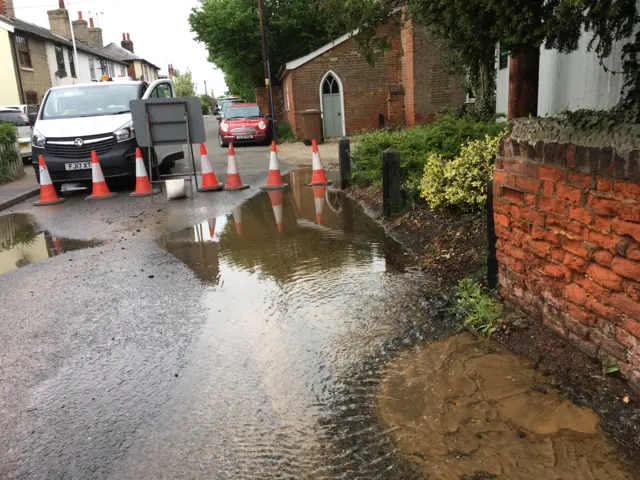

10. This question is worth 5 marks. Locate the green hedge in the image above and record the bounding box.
[0,122,19,182]
[351,115,505,189]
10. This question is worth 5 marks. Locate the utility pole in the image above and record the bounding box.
[258,0,277,141]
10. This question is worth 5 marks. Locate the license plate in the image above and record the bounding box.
[65,162,91,171]
[19,143,29,149]
[236,135,253,140]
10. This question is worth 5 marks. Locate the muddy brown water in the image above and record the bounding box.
[150,169,637,479]
[0,213,101,276]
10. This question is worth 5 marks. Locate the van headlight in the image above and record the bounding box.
[114,121,135,142]
[31,128,46,147]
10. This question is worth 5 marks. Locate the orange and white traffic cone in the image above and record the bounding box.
[260,141,288,191]
[86,151,117,200]
[34,155,65,206]
[232,206,242,235]
[199,143,224,192]
[130,147,160,197]
[268,190,284,232]
[307,140,331,186]
[312,185,326,225]
[224,144,249,191]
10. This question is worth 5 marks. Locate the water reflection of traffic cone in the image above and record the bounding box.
[313,185,326,224]
[268,190,284,232]
[86,151,117,200]
[130,148,160,197]
[54,236,62,254]
[34,155,65,206]
[307,140,331,186]
[199,144,224,192]
[208,218,216,237]
[232,207,242,235]
[224,144,249,191]
[261,141,288,191]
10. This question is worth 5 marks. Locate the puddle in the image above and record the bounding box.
[0,213,102,276]
[377,334,635,479]
[145,169,633,478]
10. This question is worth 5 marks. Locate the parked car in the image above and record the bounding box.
[0,108,32,164]
[218,103,271,147]
[31,78,184,193]
[216,98,245,122]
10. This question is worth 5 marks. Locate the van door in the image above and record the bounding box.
[142,80,184,166]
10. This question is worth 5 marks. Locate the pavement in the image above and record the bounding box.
[0,166,39,211]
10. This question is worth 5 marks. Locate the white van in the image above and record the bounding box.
[31,79,184,192]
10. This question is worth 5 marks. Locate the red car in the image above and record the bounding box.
[218,103,272,147]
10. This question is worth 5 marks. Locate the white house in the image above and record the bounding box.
[496,32,628,117]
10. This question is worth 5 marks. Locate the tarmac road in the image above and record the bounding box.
[0,117,430,478]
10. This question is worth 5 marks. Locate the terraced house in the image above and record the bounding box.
[0,0,127,106]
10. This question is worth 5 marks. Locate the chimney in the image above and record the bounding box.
[87,17,103,48]
[72,11,88,44]
[47,0,72,39]
[0,0,15,18]
[121,32,134,53]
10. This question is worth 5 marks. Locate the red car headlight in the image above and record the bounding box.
[221,122,229,133]
[258,121,267,130]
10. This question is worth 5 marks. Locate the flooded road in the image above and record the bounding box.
[1,168,635,478]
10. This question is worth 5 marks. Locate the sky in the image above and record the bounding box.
[12,0,228,96]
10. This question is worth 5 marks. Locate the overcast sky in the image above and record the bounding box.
[12,0,228,96]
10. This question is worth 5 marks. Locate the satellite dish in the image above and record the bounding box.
[55,69,67,79]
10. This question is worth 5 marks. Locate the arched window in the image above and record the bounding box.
[322,73,340,95]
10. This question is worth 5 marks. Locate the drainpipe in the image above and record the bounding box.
[9,32,25,103]
[67,12,79,83]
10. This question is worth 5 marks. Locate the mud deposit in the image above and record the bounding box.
[377,334,636,479]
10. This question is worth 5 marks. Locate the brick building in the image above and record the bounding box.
[272,20,465,139]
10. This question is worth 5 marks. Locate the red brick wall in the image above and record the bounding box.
[286,23,401,137]
[411,26,466,124]
[493,135,640,388]
[255,86,284,120]
[401,20,416,125]
[283,75,296,132]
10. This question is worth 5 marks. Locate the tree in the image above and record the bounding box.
[189,0,335,99]
[318,0,640,120]
[172,69,196,98]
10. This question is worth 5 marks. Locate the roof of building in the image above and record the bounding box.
[102,42,160,71]
[2,16,125,64]
[278,29,358,79]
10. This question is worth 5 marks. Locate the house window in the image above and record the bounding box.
[89,58,96,80]
[99,60,108,76]
[25,91,38,105]
[284,78,290,111]
[55,45,66,76]
[15,35,32,68]
[120,64,126,76]
[68,48,76,78]
[499,49,509,70]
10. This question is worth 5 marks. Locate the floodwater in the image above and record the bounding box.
[0,213,101,276]
[128,168,633,478]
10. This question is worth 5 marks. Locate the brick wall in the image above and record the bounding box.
[411,26,465,124]
[400,20,415,125]
[255,86,284,120]
[493,119,640,388]
[17,33,52,104]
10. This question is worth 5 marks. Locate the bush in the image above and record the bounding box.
[453,278,502,336]
[276,120,296,142]
[351,115,505,187]
[420,133,503,211]
[0,122,19,182]
[201,100,211,115]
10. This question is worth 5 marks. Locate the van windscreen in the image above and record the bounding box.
[42,84,139,119]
